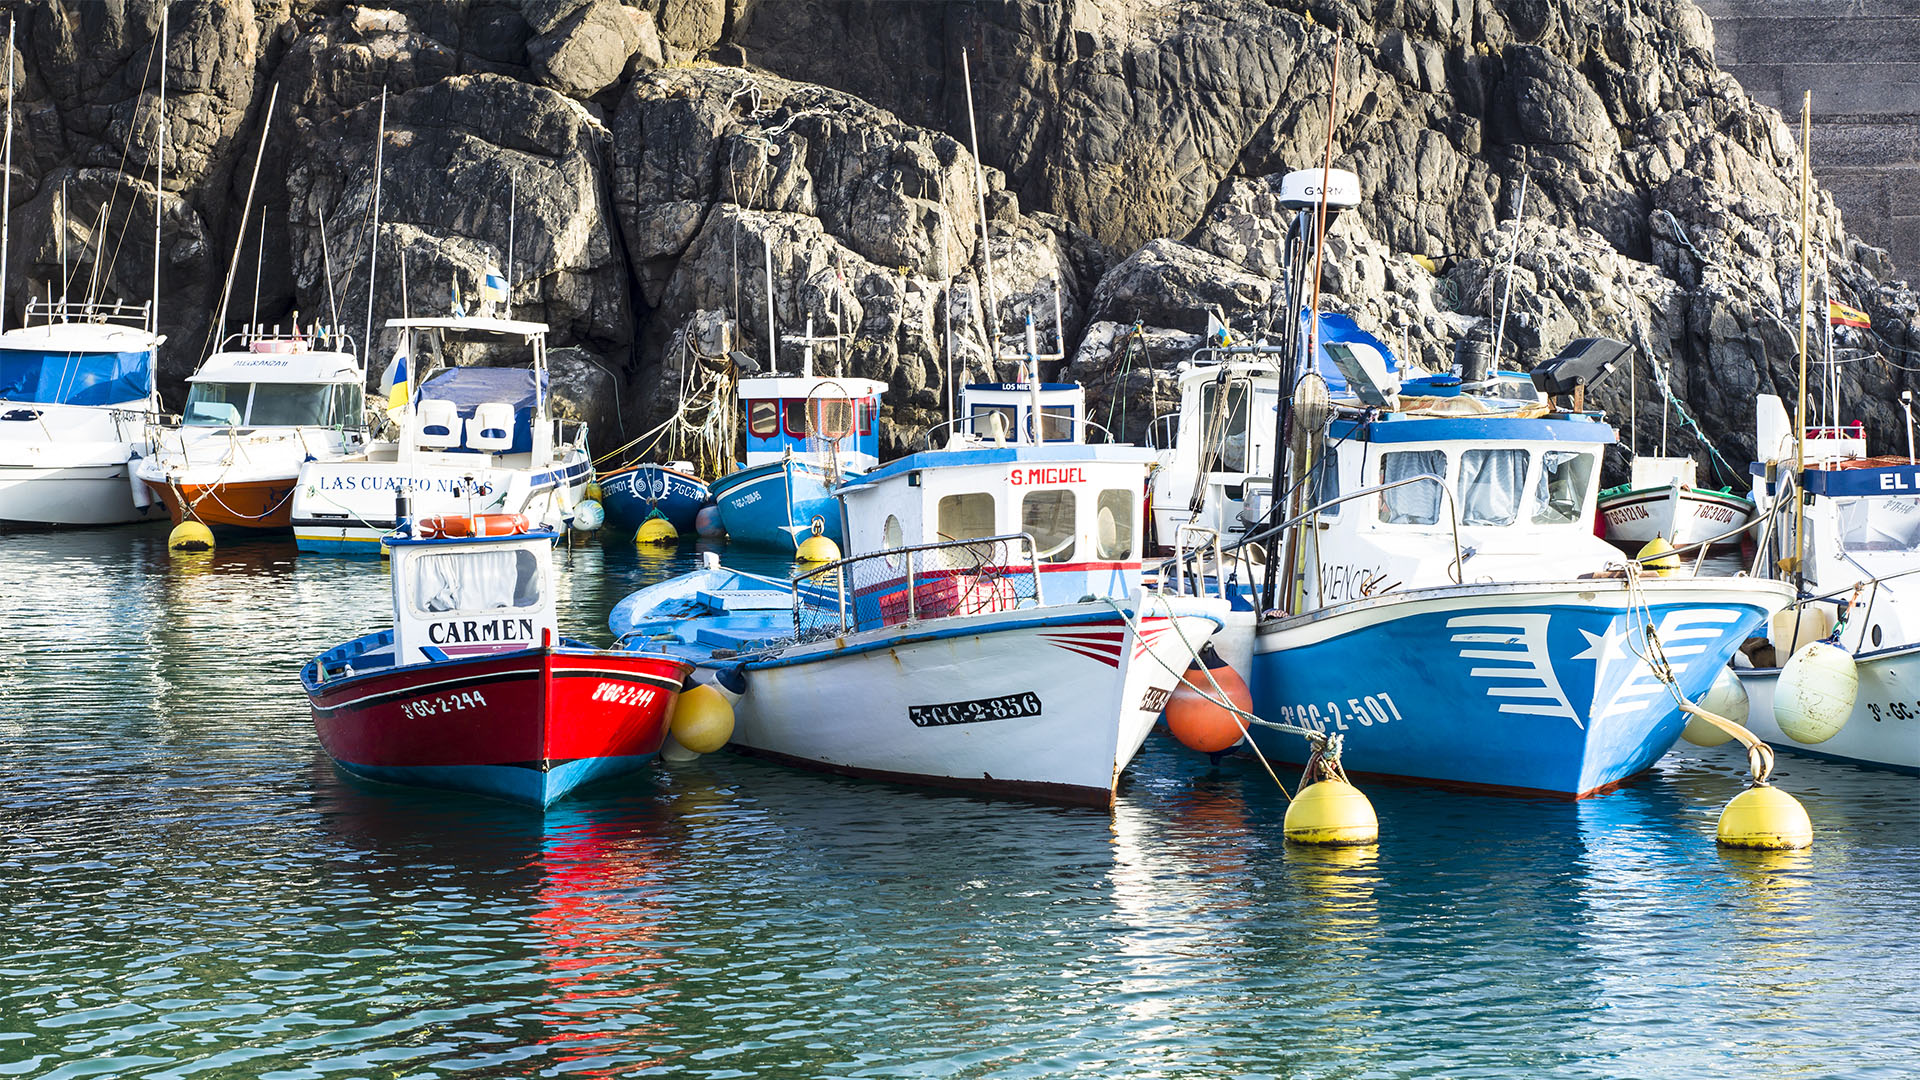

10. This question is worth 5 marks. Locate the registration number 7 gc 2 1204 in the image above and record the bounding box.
[1273,691,1403,734]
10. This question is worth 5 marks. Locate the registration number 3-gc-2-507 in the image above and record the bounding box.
[1275,691,1403,733]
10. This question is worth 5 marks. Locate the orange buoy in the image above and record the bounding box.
[414,514,472,539]
[1164,643,1252,753]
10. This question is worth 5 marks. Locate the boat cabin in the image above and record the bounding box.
[182,327,363,432]
[1151,357,1286,546]
[0,299,160,411]
[387,529,559,666]
[953,382,1088,445]
[738,375,886,471]
[837,444,1155,604]
[390,316,560,468]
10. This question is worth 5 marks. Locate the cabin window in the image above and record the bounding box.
[1096,488,1134,560]
[1022,490,1077,562]
[883,514,905,568]
[1837,496,1920,552]
[1040,405,1076,442]
[971,404,1017,441]
[1459,449,1527,526]
[183,381,247,426]
[334,384,365,432]
[248,383,335,427]
[1199,379,1252,473]
[781,398,808,439]
[798,397,857,441]
[1378,450,1446,524]
[858,397,876,436]
[1532,451,1595,525]
[748,400,778,438]
[937,492,996,541]
[411,549,544,614]
[1309,446,1341,518]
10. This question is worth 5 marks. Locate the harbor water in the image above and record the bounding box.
[3,527,1918,1079]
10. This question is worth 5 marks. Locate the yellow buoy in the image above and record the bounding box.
[1717,784,1813,849]
[795,533,841,563]
[167,520,214,553]
[1411,253,1438,274]
[1774,640,1857,744]
[585,480,604,502]
[1283,779,1379,845]
[670,683,735,754]
[635,511,678,545]
[1637,535,1679,576]
[1683,666,1748,747]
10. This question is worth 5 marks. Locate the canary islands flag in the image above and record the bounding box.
[1830,300,1871,329]
[482,262,508,308]
[380,335,410,411]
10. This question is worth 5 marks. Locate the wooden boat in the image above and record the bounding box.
[1596,456,1753,554]
[301,510,692,806]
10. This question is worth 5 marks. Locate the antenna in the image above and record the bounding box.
[317,208,340,330]
[151,6,165,340]
[212,81,278,345]
[249,205,265,336]
[763,225,776,372]
[506,171,515,304]
[1491,165,1528,367]
[58,178,67,308]
[960,47,1000,361]
[1,15,14,332]
[362,86,387,362]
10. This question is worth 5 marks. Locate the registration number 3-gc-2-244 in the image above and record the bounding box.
[1274,691,1403,733]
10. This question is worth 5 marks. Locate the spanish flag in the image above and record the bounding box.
[1830,300,1872,328]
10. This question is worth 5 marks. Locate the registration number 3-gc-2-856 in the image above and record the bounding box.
[1275,691,1403,733]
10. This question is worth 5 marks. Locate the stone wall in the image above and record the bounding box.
[1699,0,1920,276]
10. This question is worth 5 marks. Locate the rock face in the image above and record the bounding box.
[4,0,1918,473]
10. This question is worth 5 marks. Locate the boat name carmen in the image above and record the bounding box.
[427,617,536,644]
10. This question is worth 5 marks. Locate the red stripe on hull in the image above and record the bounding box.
[153,477,299,530]
[309,649,692,772]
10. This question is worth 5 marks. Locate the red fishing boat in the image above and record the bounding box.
[301,509,693,806]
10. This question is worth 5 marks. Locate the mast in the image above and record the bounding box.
[763,228,776,372]
[961,47,999,363]
[211,81,278,346]
[2,16,14,332]
[151,6,165,343]
[362,86,386,361]
[1788,91,1812,580]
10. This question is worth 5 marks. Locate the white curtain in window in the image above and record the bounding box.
[1380,450,1445,524]
[415,550,533,612]
[1460,449,1526,526]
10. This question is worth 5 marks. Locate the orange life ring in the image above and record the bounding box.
[414,513,530,539]
[472,513,531,536]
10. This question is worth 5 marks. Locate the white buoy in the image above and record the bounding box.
[571,498,605,532]
[1773,640,1858,744]
[1683,666,1749,747]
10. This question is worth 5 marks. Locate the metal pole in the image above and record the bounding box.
[213,81,279,343]
[764,227,776,371]
[150,8,164,343]
[1491,170,1527,368]
[961,47,999,360]
[362,87,386,363]
[1789,91,1812,579]
[249,206,264,336]
[506,172,515,305]
[2,17,15,333]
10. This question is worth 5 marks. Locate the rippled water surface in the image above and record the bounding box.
[3,527,1917,1079]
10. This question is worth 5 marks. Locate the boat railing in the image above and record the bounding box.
[1240,473,1467,586]
[23,298,152,329]
[791,532,1042,640]
[1166,524,1230,600]
[920,412,1114,449]
[217,325,357,356]
[1146,412,1179,451]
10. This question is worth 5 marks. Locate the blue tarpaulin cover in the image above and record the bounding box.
[1298,311,1397,396]
[0,348,154,406]
[418,367,544,454]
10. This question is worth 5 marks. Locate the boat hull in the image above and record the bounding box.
[600,464,710,532]
[1248,579,1791,797]
[1738,646,1920,773]
[304,646,693,806]
[722,599,1225,806]
[290,453,592,554]
[1598,485,1753,553]
[0,461,159,526]
[149,475,298,530]
[712,459,843,550]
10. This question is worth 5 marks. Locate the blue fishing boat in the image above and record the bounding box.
[713,375,886,550]
[599,461,710,533]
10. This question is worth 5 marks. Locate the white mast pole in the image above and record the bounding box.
[362,86,386,361]
[506,171,515,306]
[961,47,999,364]
[151,7,165,342]
[212,82,278,347]
[764,228,776,372]
[2,17,15,333]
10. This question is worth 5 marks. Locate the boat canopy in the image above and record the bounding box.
[418,367,545,455]
[0,347,154,406]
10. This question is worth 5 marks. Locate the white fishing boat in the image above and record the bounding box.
[289,315,591,553]
[0,300,166,526]
[137,324,367,531]
[1737,394,1920,772]
[613,388,1227,805]
[1597,456,1753,554]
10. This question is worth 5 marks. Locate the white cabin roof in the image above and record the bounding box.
[736,375,888,399]
[385,316,550,340]
[188,348,362,384]
[0,321,162,353]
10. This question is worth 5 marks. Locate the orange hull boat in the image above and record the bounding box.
[150,476,299,531]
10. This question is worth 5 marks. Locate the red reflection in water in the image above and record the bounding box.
[530,814,684,1077]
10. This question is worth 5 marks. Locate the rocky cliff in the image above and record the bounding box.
[7,0,1918,476]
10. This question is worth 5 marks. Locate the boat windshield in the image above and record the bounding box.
[1836,495,1920,553]
[184,382,363,428]
[1532,451,1595,525]
[1198,380,1252,472]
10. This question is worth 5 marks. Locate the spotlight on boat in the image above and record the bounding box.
[1283,779,1378,846]
[167,519,214,553]
[1528,336,1629,409]
[1683,667,1747,747]
[1774,640,1857,744]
